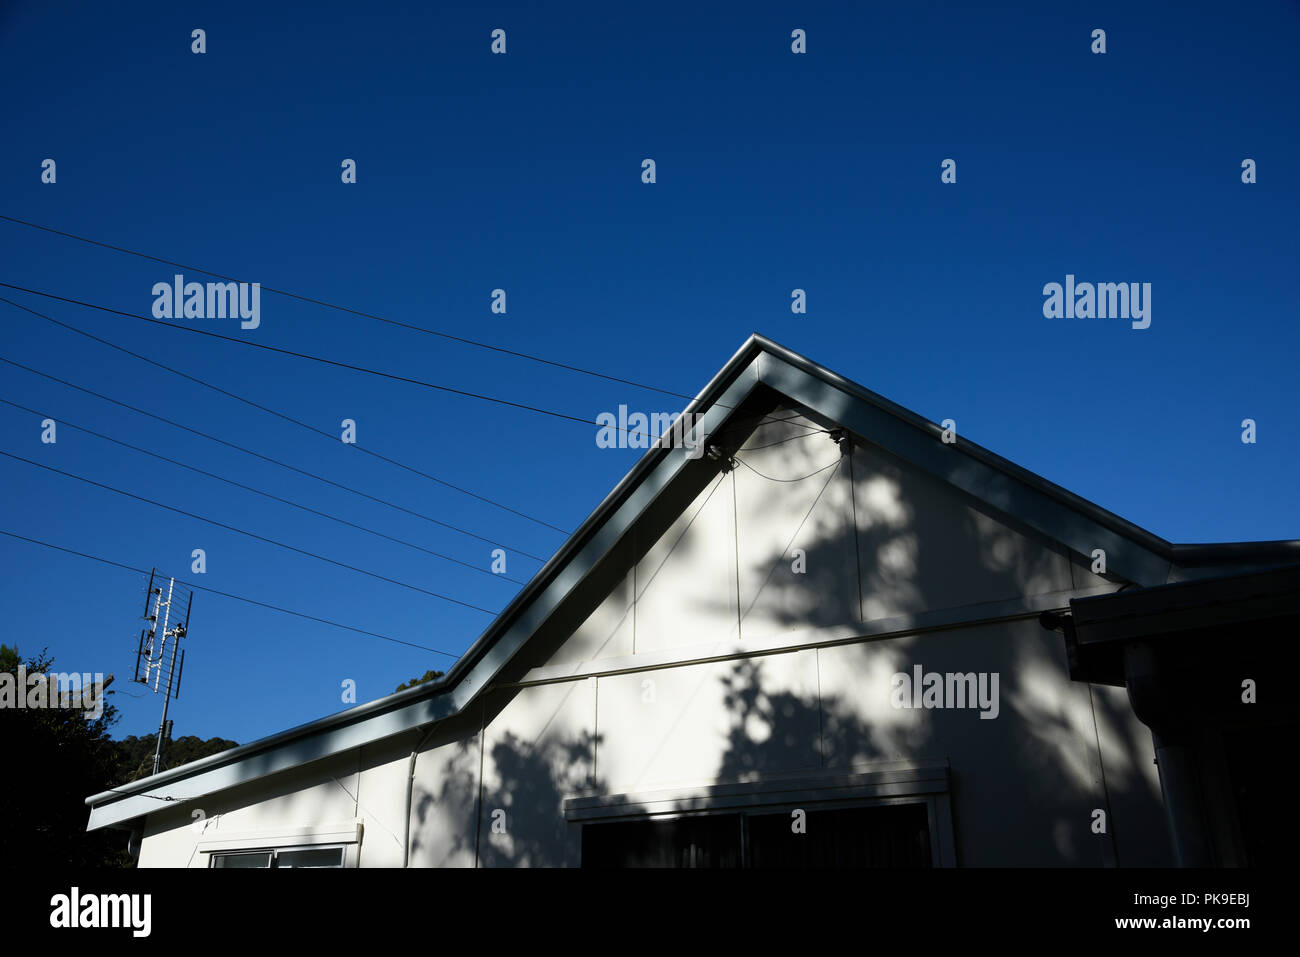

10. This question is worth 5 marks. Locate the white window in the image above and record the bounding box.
[195,819,362,869]
[210,845,346,868]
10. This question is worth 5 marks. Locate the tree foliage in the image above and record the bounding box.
[394,669,445,693]
[0,644,128,867]
[114,733,240,784]
[0,643,239,868]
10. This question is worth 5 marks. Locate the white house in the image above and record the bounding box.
[85,335,1299,867]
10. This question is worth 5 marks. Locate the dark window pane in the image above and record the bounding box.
[275,847,345,868]
[213,851,273,868]
[582,814,742,868]
[582,803,933,868]
[746,803,931,868]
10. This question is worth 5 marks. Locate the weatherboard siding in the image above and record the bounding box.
[132,619,1168,867]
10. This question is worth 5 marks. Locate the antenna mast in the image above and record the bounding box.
[132,569,194,776]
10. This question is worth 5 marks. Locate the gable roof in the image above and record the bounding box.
[85,333,1300,830]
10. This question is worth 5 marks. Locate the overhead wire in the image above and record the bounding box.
[0,528,460,657]
[0,283,743,449]
[0,279,830,449]
[0,213,830,435]
[0,291,573,535]
[732,454,844,483]
[0,448,502,615]
[0,354,550,562]
[0,394,529,586]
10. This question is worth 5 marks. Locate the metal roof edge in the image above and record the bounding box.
[1067,561,1300,635]
[748,334,1177,558]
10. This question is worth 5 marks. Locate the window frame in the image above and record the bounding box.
[195,819,362,868]
[563,762,956,867]
[209,844,349,869]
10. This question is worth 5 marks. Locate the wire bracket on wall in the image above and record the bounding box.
[829,429,852,455]
[706,444,737,473]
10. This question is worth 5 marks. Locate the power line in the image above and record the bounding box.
[0,291,574,535]
[732,454,844,483]
[732,422,828,450]
[0,354,550,562]
[0,213,802,421]
[2,283,828,454]
[0,448,502,615]
[98,787,176,802]
[0,394,529,586]
[0,283,707,447]
[0,528,460,657]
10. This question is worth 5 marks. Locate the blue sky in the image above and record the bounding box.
[1,0,1296,748]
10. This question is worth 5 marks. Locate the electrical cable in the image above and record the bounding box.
[0,394,529,586]
[0,448,501,615]
[0,354,549,562]
[0,527,460,657]
[0,212,829,434]
[732,454,844,483]
[0,291,574,533]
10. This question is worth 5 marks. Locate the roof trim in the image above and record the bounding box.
[1070,562,1300,644]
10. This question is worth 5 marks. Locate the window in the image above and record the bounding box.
[583,812,743,868]
[210,845,346,868]
[565,764,955,867]
[196,819,361,867]
[581,802,932,868]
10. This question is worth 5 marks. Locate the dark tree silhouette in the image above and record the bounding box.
[395,669,445,693]
[0,644,129,868]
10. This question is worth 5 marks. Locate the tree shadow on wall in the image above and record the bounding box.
[699,643,1167,866]
[412,713,604,868]
[412,403,1168,867]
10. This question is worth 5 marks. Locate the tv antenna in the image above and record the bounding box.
[132,569,194,777]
